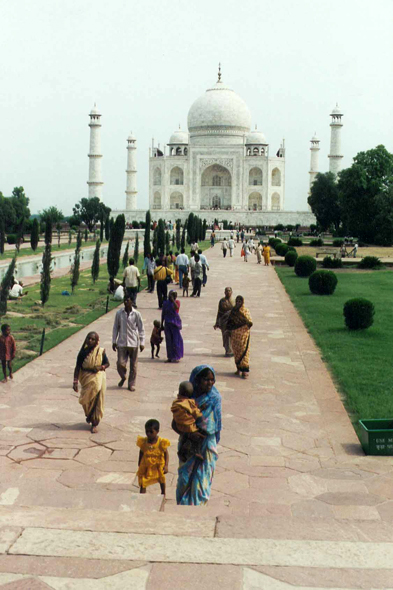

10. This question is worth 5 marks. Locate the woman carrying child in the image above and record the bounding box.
[175,365,222,506]
[72,331,109,433]
[161,290,184,363]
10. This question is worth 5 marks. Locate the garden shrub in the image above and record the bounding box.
[268,237,279,247]
[285,250,298,267]
[309,270,338,295]
[343,298,374,330]
[309,238,324,247]
[295,255,317,277]
[322,256,342,269]
[6,234,17,245]
[288,237,303,246]
[275,243,289,256]
[358,256,381,269]
[333,239,344,247]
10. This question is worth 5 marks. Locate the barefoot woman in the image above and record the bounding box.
[226,296,253,379]
[73,332,109,433]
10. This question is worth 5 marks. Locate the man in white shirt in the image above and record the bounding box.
[221,239,228,258]
[123,258,141,308]
[228,238,235,257]
[112,295,145,391]
[9,281,27,299]
[175,249,189,288]
[198,249,209,286]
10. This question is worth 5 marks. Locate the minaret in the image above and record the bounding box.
[125,132,137,210]
[328,104,343,175]
[309,133,320,192]
[87,104,103,199]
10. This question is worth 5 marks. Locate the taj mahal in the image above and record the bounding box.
[87,67,344,225]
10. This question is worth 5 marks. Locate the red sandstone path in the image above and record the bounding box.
[1,245,393,589]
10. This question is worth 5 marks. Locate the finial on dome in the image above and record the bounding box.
[255,124,257,130]
[217,62,222,82]
[179,123,181,130]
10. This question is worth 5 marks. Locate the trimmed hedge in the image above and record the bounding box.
[358,256,381,269]
[295,255,317,277]
[332,239,344,247]
[287,237,303,246]
[309,238,324,247]
[275,243,289,256]
[6,234,17,245]
[343,298,374,330]
[285,250,298,267]
[322,256,343,269]
[309,270,338,295]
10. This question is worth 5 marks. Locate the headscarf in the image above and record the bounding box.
[226,296,252,331]
[189,365,222,443]
[76,332,99,369]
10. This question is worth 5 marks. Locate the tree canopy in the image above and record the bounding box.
[308,172,340,231]
[0,187,30,233]
[72,197,111,231]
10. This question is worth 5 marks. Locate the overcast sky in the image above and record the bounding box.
[0,0,392,215]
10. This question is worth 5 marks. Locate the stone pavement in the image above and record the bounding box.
[1,245,393,588]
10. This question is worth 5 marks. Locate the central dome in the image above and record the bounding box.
[187,81,251,134]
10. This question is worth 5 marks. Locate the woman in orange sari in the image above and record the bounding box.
[226,296,253,379]
[262,244,271,266]
[73,332,109,433]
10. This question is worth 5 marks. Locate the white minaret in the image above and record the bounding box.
[309,133,320,192]
[328,104,343,175]
[125,132,137,210]
[87,104,103,199]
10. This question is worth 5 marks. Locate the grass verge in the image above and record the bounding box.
[275,267,393,425]
[1,240,107,262]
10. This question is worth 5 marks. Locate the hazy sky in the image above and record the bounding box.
[0,0,392,215]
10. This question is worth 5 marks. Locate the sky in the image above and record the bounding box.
[0,0,392,216]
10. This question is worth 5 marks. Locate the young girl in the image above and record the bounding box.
[137,419,170,495]
[150,320,163,359]
[0,324,16,383]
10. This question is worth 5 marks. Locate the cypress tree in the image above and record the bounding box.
[30,218,39,251]
[202,219,207,241]
[0,256,16,316]
[187,213,194,244]
[84,228,88,242]
[0,215,6,255]
[165,231,170,255]
[181,225,186,250]
[100,213,104,242]
[144,210,151,257]
[71,231,82,293]
[176,220,181,250]
[107,215,125,280]
[68,230,72,245]
[40,243,52,305]
[122,241,130,269]
[157,219,165,255]
[134,233,139,264]
[44,221,52,245]
[91,239,101,284]
[153,225,158,255]
[105,216,110,241]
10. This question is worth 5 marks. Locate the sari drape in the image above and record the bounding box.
[162,299,184,361]
[78,346,106,425]
[227,305,252,372]
[176,365,222,506]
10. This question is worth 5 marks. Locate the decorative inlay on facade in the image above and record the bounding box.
[199,158,234,172]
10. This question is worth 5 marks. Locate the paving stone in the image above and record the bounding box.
[147,563,242,590]
[74,446,112,465]
[317,492,384,506]
[0,579,53,589]
[0,527,22,554]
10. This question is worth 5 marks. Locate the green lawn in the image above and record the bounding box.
[275,267,393,424]
[1,239,106,261]
[3,241,210,374]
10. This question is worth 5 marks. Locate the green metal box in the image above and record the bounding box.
[359,419,393,455]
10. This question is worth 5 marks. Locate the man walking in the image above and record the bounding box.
[198,249,209,286]
[112,295,145,392]
[221,238,228,258]
[153,259,173,309]
[123,258,141,307]
[228,237,235,257]
[175,249,189,289]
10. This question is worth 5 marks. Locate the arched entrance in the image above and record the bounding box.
[200,164,232,209]
[248,192,262,211]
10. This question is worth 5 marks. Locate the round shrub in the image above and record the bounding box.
[343,298,374,330]
[275,243,289,256]
[295,255,317,277]
[358,256,381,269]
[309,270,338,295]
[309,238,324,247]
[285,250,298,267]
[333,239,344,247]
[322,256,343,269]
[288,237,303,247]
[6,234,17,245]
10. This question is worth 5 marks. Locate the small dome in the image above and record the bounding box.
[128,131,136,141]
[187,81,251,134]
[311,133,319,141]
[331,103,343,115]
[90,104,100,115]
[246,130,267,145]
[168,129,189,144]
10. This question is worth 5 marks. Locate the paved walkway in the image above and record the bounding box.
[1,246,393,588]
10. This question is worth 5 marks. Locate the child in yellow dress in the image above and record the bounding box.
[137,419,170,495]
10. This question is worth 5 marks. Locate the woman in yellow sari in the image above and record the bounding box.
[262,244,271,266]
[73,332,109,433]
[226,296,253,379]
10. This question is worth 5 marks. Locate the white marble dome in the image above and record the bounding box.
[169,129,189,144]
[187,81,251,133]
[246,130,267,145]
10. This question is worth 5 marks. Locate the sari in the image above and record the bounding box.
[176,365,222,505]
[162,297,184,361]
[227,304,252,373]
[256,245,263,263]
[215,296,234,354]
[263,245,271,265]
[78,346,106,426]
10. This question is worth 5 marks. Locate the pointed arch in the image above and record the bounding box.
[271,192,281,211]
[153,168,162,186]
[272,167,281,186]
[248,192,262,211]
[249,167,263,186]
[153,191,161,209]
[170,166,184,185]
[170,191,183,209]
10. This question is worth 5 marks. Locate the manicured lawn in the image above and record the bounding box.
[275,267,393,424]
[0,239,106,261]
[3,241,210,373]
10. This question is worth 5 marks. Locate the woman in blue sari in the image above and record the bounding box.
[176,365,222,505]
[161,290,184,363]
